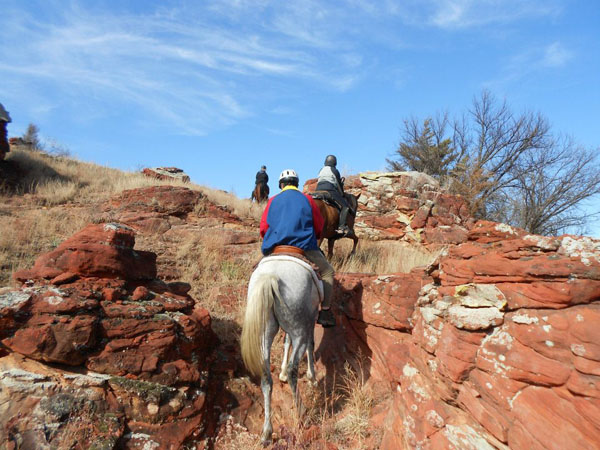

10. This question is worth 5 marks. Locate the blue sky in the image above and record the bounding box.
[1,1,599,235]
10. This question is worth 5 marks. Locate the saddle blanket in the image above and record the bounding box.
[258,255,324,302]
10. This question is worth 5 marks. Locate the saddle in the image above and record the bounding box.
[257,245,322,279]
[309,190,342,210]
[310,191,356,216]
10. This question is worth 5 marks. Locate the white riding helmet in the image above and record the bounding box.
[278,169,299,187]
[278,169,298,182]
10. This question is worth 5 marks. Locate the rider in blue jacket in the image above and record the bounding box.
[260,169,336,327]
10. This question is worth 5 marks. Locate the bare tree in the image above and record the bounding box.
[391,90,600,235]
[507,136,600,235]
[450,90,553,218]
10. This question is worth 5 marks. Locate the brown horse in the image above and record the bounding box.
[313,192,360,258]
[251,183,269,203]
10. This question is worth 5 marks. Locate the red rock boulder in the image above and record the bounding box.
[142,166,190,183]
[13,223,156,282]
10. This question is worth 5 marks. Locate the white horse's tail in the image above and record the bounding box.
[241,273,280,377]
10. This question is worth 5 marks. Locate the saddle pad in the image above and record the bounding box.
[309,191,340,209]
[258,255,324,302]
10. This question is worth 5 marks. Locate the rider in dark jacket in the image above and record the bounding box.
[0,103,11,161]
[316,155,350,235]
[253,165,270,200]
[255,165,269,186]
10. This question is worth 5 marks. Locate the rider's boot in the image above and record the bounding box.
[335,207,350,236]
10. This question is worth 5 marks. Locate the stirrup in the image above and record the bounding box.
[335,226,349,236]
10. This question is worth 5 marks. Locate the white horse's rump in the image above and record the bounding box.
[240,256,321,444]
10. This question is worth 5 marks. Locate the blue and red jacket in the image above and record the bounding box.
[260,186,324,255]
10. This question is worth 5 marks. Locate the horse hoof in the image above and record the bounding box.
[279,373,288,383]
[261,430,273,446]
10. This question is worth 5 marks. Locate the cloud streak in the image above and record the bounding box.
[484,40,575,90]
[0,0,569,135]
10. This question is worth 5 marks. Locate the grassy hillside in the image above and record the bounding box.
[0,146,264,285]
[0,145,439,287]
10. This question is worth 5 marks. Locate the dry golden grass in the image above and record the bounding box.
[289,354,377,449]
[333,361,374,442]
[4,146,191,204]
[197,187,264,223]
[0,207,93,286]
[0,147,263,286]
[4,146,263,220]
[175,233,255,316]
[327,238,441,274]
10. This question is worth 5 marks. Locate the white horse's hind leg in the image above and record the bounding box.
[279,333,291,382]
[287,336,308,417]
[306,338,316,385]
[260,317,279,445]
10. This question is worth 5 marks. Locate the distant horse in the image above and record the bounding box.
[313,192,360,258]
[251,183,269,203]
[241,255,322,444]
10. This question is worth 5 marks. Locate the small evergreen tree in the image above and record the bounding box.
[22,123,42,151]
[386,117,458,177]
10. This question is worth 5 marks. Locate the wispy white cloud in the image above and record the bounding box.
[485,40,575,90]
[428,0,563,29]
[542,42,572,67]
[0,0,569,135]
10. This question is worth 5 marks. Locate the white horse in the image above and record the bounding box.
[240,255,323,444]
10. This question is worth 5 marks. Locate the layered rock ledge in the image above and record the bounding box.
[305,171,472,244]
[324,220,600,449]
[1,223,217,448]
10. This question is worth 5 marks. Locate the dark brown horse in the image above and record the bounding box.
[313,192,360,258]
[251,183,269,203]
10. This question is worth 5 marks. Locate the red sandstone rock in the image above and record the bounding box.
[131,285,151,301]
[509,387,600,449]
[410,202,432,229]
[2,314,97,365]
[468,220,528,243]
[50,272,79,285]
[436,325,485,383]
[422,225,469,245]
[142,166,190,183]
[457,382,511,442]
[107,186,205,233]
[304,171,472,242]
[111,185,201,216]
[13,223,156,282]
[441,236,600,287]
[336,272,431,332]
[0,291,32,340]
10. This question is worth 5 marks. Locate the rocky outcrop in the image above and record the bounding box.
[13,223,157,282]
[106,185,249,235]
[327,220,600,449]
[106,185,203,234]
[305,171,472,245]
[142,166,190,183]
[1,223,218,448]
